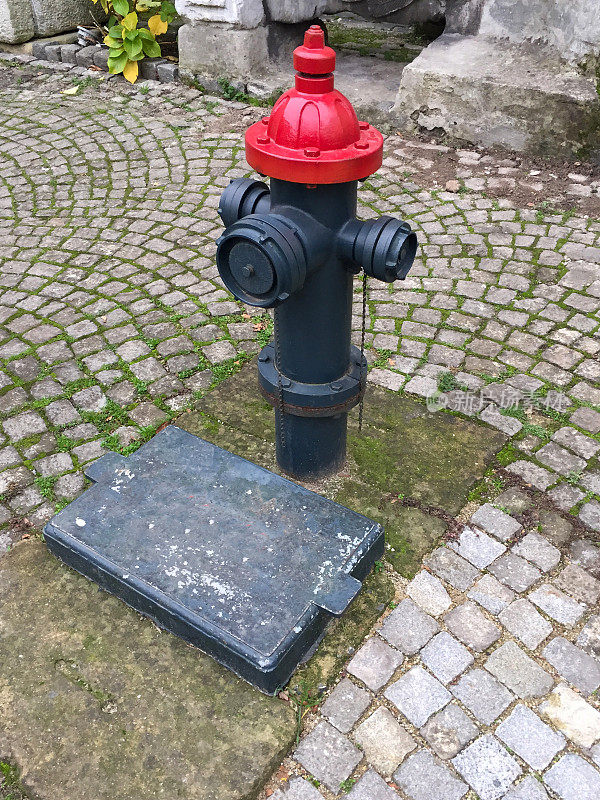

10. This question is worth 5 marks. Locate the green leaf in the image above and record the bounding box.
[112,0,130,16]
[107,50,128,74]
[124,29,139,40]
[142,39,161,57]
[137,28,154,40]
[107,14,118,27]
[160,0,176,20]
[108,24,123,38]
[104,35,122,48]
[108,46,125,57]
[123,36,143,58]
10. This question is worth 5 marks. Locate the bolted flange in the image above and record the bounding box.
[258,343,366,417]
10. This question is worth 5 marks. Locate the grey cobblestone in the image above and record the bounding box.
[321,678,371,734]
[451,669,514,725]
[489,553,541,593]
[271,777,324,799]
[496,704,565,770]
[467,574,515,615]
[449,526,506,569]
[512,533,561,572]
[528,584,586,625]
[379,599,439,655]
[542,636,600,695]
[444,602,501,652]
[394,749,468,800]
[452,735,521,800]
[406,569,451,616]
[420,632,474,683]
[353,707,416,775]
[498,598,553,650]
[385,666,451,727]
[294,721,361,792]
[424,548,480,591]
[420,704,478,760]
[485,641,554,698]
[544,754,600,800]
[470,504,521,542]
[346,637,403,691]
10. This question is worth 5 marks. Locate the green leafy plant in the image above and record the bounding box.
[91,0,176,83]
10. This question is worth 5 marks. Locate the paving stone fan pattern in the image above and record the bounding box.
[0,47,599,800]
[0,61,599,554]
[274,502,600,800]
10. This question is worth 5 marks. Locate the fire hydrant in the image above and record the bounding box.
[217,26,417,481]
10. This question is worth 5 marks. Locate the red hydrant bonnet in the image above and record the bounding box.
[245,26,384,185]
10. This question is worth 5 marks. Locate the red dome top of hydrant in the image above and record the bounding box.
[245,26,384,185]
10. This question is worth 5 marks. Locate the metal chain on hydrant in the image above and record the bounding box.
[358,272,368,432]
[274,309,286,452]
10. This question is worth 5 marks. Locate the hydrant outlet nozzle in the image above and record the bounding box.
[218,177,271,228]
[338,216,418,283]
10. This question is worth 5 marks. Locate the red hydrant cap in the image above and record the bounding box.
[245,25,383,185]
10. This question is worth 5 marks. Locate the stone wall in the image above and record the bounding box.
[0,0,94,44]
[446,0,600,68]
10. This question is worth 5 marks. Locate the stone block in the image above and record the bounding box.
[424,547,480,591]
[379,598,439,655]
[485,641,554,698]
[452,735,521,800]
[577,614,600,659]
[346,769,399,800]
[496,704,565,770]
[544,754,600,800]
[470,503,521,542]
[45,43,62,61]
[271,777,323,800]
[346,637,403,692]
[353,707,416,776]
[539,684,600,748]
[176,0,264,28]
[451,668,513,724]
[489,552,541,592]
[554,563,600,605]
[75,45,98,68]
[394,749,468,800]
[503,776,549,800]
[498,599,553,650]
[420,632,474,683]
[512,533,561,572]
[406,569,451,616]
[542,637,600,695]
[139,57,164,80]
[394,34,600,158]
[157,61,179,83]
[580,500,600,533]
[60,43,79,64]
[385,666,451,728]
[178,22,268,79]
[444,602,501,652]
[506,460,557,491]
[467,574,515,615]
[449,525,506,568]
[420,703,478,760]
[294,721,361,793]
[528,584,585,625]
[321,678,370,734]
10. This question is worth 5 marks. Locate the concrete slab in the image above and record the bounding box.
[0,541,295,800]
[394,33,600,159]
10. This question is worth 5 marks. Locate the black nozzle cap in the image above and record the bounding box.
[217,213,307,308]
[218,178,271,228]
[338,216,418,283]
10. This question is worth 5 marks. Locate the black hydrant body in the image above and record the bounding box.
[217,26,417,481]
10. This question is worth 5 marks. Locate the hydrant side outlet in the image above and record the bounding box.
[217,25,418,481]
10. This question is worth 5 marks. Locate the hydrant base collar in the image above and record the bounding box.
[258,343,366,417]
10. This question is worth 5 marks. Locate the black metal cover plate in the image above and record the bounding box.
[44,426,383,694]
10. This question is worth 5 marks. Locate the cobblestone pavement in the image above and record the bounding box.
[0,56,599,800]
[269,497,600,800]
